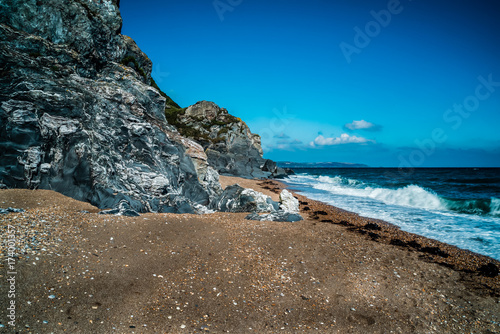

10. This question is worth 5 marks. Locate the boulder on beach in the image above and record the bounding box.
[245,210,303,222]
[279,189,300,213]
[246,189,303,222]
[210,184,279,213]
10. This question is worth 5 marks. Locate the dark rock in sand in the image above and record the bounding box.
[478,263,500,278]
[245,210,303,222]
[338,220,352,226]
[363,223,381,231]
[406,240,422,249]
[390,238,408,247]
[421,246,449,258]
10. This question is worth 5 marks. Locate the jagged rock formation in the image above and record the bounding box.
[0,0,221,213]
[245,189,303,222]
[209,185,303,222]
[210,184,279,213]
[166,101,288,178]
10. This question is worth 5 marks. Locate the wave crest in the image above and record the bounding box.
[288,174,500,216]
[490,198,500,216]
[313,181,445,210]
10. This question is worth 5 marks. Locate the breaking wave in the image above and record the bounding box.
[288,174,500,217]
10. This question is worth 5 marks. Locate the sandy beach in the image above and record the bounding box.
[1,176,499,333]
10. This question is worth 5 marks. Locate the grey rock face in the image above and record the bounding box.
[169,101,287,178]
[177,136,223,200]
[0,0,126,79]
[261,159,291,179]
[0,0,218,213]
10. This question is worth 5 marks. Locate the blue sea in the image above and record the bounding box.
[282,168,500,261]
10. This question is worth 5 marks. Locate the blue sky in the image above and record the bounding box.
[120,0,500,167]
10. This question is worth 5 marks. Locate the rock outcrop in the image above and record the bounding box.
[166,101,288,179]
[99,200,141,217]
[210,184,279,213]
[0,0,220,213]
[279,189,300,213]
[211,185,302,222]
[245,189,303,222]
[0,0,292,215]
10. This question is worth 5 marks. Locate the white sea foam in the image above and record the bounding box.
[317,183,447,210]
[284,173,500,260]
[292,174,447,211]
[491,198,500,216]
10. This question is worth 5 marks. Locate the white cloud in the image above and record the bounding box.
[311,134,374,146]
[345,120,381,131]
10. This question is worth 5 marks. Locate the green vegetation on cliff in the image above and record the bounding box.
[148,80,242,147]
[120,56,146,80]
[150,77,180,109]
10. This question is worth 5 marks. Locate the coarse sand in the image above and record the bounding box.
[1,177,499,333]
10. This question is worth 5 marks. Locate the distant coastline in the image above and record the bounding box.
[277,161,369,168]
[278,162,500,169]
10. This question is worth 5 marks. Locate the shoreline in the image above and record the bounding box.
[1,179,500,333]
[279,169,500,261]
[222,176,500,291]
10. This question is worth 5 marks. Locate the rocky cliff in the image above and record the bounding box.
[166,101,288,178]
[0,0,290,215]
[0,0,223,213]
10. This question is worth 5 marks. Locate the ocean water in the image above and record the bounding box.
[282,168,500,261]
